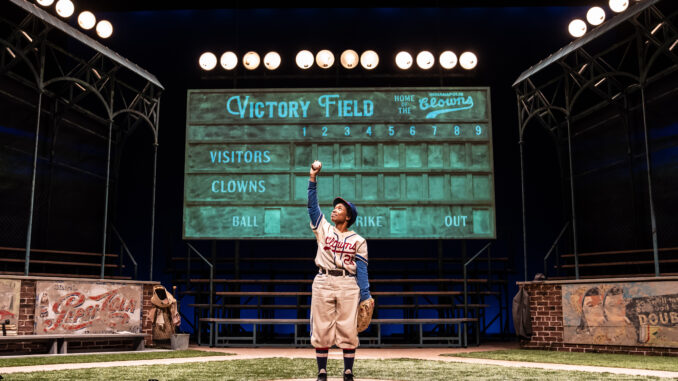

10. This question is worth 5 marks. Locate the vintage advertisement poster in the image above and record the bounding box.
[35,281,143,335]
[562,281,678,348]
[0,279,21,335]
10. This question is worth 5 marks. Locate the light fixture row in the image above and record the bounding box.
[568,0,635,38]
[199,50,478,71]
[34,0,113,38]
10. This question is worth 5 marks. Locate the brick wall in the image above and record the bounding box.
[520,281,678,356]
[142,283,154,347]
[0,277,158,355]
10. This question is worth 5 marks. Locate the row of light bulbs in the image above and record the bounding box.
[568,0,636,38]
[199,49,478,71]
[34,0,113,38]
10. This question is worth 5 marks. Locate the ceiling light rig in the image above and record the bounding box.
[264,51,281,70]
[34,0,113,39]
[360,50,379,70]
[296,50,314,69]
[340,50,359,69]
[199,52,217,71]
[568,0,632,39]
[395,51,413,70]
[243,51,261,70]
[197,49,478,72]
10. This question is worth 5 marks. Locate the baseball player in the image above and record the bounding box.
[308,160,372,381]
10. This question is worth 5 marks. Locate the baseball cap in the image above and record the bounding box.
[333,197,358,227]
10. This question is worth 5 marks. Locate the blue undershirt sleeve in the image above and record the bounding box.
[308,181,323,229]
[356,260,371,301]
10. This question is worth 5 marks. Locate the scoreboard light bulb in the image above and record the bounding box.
[586,7,606,26]
[243,51,261,70]
[340,49,359,69]
[416,51,435,70]
[55,0,74,18]
[568,19,587,38]
[609,0,629,13]
[395,51,413,70]
[199,52,217,71]
[459,51,477,70]
[78,11,96,30]
[439,51,458,69]
[296,50,314,69]
[96,20,113,38]
[264,51,281,70]
[220,51,238,70]
[315,50,335,69]
[36,0,54,6]
[360,50,379,70]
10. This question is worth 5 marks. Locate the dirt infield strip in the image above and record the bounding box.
[2,345,678,379]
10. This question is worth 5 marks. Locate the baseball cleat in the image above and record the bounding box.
[316,371,328,381]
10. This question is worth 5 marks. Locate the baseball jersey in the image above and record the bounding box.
[311,215,368,275]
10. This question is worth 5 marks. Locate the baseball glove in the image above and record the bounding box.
[356,297,375,332]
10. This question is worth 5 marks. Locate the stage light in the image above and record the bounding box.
[243,51,260,70]
[36,0,54,6]
[199,52,217,71]
[96,20,113,38]
[340,50,359,69]
[568,19,587,38]
[586,7,606,26]
[55,0,74,18]
[651,22,663,35]
[220,51,238,70]
[459,51,477,70]
[439,51,458,69]
[296,50,314,69]
[315,50,335,69]
[360,50,379,70]
[416,51,435,70]
[609,0,628,13]
[264,51,281,70]
[78,11,96,30]
[395,51,413,70]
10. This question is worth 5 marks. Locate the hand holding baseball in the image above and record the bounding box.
[310,160,322,178]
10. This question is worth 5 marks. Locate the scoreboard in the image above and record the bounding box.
[183,87,495,239]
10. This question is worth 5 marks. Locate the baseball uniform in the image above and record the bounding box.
[308,180,370,349]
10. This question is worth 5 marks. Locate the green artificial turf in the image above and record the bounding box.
[448,349,678,372]
[0,358,662,381]
[0,349,228,368]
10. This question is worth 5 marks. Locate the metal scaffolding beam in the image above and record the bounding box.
[513,0,677,279]
[0,0,164,280]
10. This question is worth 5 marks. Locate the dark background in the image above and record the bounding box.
[2,0,677,334]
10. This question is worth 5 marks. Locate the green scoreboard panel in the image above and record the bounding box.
[184,87,495,239]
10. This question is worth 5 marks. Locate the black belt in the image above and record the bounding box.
[319,268,354,277]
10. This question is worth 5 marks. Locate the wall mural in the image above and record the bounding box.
[562,281,678,348]
[35,281,142,334]
[0,279,20,335]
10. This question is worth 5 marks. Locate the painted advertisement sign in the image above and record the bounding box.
[34,281,142,334]
[562,281,678,348]
[0,279,20,335]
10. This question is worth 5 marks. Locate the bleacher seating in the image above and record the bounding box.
[170,243,511,347]
[0,246,130,279]
[552,247,678,279]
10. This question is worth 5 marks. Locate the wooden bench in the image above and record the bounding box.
[198,317,478,348]
[183,278,498,284]
[0,333,147,354]
[189,303,489,310]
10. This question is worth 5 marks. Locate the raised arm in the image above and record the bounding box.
[308,160,323,229]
